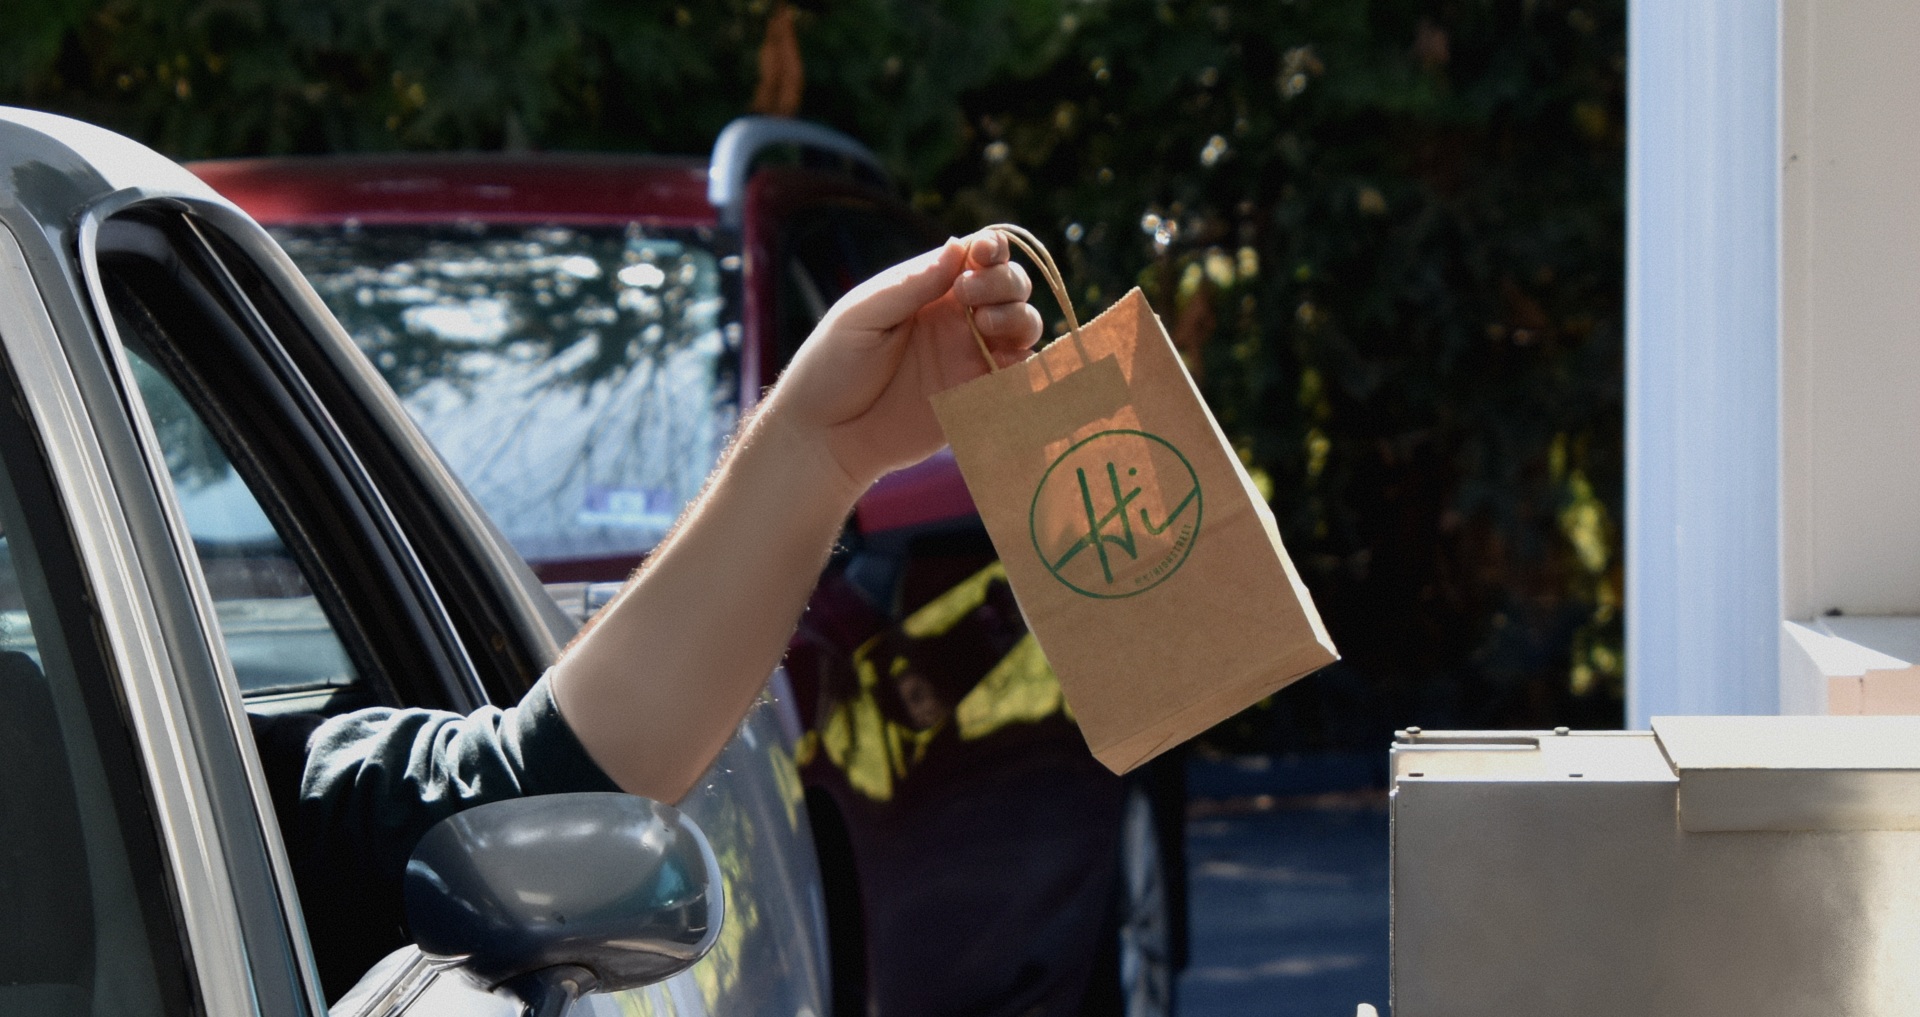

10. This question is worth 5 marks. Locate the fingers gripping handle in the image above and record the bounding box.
[963,224,1082,373]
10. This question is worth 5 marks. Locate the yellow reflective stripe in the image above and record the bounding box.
[852,634,882,690]
[820,701,852,768]
[955,633,1064,740]
[805,561,1079,800]
[900,560,1009,639]
[843,694,894,801]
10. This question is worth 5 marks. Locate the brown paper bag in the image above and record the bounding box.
[930,225,1338,773]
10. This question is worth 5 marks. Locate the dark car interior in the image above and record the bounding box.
[0,647,97,1014]
[0,353,191,1017]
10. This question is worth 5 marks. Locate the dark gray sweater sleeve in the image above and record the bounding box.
[282,673,622,997]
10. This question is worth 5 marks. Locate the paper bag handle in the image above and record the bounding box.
[963,224,1082,373]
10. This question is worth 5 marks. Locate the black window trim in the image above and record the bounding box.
[91,207,487,717]
[196,206,581,706]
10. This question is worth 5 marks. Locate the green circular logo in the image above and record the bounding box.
[1029,429,1202,599]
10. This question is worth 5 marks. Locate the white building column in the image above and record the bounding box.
[1774,0,1920,712]
[1625,0,1781,726]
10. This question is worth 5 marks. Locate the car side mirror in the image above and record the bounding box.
[403,792,723,1015]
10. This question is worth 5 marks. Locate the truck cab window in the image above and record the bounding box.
[777,206,935,370]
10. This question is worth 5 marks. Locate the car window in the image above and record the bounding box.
[275,223,739,581]
[96,211,476,715]
[0,363,190,1015]
[119,342,365,714]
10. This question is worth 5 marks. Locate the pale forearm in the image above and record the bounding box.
[543,231,1039,803]
[548,400,862,801]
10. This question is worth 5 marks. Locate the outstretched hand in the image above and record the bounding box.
[553,229,1042,803]
[764,229,1044,491]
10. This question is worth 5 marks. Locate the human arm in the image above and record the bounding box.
[548,230,1043,801]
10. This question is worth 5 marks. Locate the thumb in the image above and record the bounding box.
[829,238,967,333]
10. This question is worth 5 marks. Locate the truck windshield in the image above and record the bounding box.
[275,223,738,577]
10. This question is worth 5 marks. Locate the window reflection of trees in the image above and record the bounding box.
[277,224,738,562]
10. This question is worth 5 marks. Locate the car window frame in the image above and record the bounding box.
[76,192,589,1009]
[71,190,605,1009]
[190,206,579,704]
[89,207,490,716]
[0,209,302,1014]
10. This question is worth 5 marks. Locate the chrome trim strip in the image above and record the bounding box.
[74,190,329,1016]
[0,217,259,1013]
[328,948,441,1017]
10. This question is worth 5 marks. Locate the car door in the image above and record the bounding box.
[213,187,828,1013]
[84,201,504,993]
[1,109,826,1016]
[0,150,318,1014]
[194,207,826,1017]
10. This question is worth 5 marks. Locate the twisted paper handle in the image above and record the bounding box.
[963,224,1082,373]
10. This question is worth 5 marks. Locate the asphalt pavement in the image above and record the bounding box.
[1178,754,1390,1017]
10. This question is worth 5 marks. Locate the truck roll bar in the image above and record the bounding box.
[707,116,889,227]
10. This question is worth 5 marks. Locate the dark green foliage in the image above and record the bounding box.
[3,0,1625,741]
[0,0,1058,160]
[939,0,1629,742]
[3,0,743,154]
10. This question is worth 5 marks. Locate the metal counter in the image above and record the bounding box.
[1391,718,1920,1015]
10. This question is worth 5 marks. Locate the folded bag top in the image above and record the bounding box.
[930,224,1337,774]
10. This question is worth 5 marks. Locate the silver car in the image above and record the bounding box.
[0,106,826,1015]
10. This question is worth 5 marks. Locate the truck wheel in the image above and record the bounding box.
[1115,784,1175,1017]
